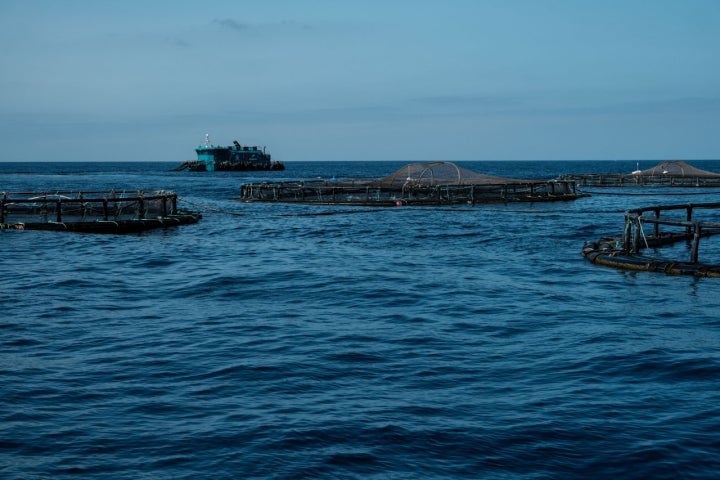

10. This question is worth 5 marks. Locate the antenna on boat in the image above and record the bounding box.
[204,133,210,147]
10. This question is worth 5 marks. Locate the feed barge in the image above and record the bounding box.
[175,134,285,172]
[582,202,720,277]
[240,161,588,205]
[1,190,201,233]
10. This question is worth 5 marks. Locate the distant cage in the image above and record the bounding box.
[559,160,720,187]
[240,162,586,205]
[558,174,720,187]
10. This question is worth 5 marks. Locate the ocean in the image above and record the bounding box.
[2,160,720,479]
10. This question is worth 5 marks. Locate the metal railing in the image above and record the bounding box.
[1,191,179,225]
[623,202,720,264]
[240,180,582,205]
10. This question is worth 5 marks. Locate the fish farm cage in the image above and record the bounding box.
[241,162,587,205]
[1,190,201,233]
[582,202,720,277]
[560,160,720,187]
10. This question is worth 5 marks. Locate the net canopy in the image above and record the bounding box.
[370,162,534,188]
[636,160,720,178]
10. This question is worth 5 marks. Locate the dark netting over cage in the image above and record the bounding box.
[559,160,720,187]
[240,162,587,206]
[369,162,533,188]
[636,160,720,178]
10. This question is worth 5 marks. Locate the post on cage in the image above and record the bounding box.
[653,208,660,238]
[690,222,702,264]
[622,214,632,251]
[0,193,6,224]
[632,215,644,253]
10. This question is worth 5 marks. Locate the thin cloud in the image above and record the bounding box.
[166,37,191,48]
[411,95,523,109]
[411,94,720,118]
[532,96,720,117]
[211,18,313,34]
[213,18,248,31]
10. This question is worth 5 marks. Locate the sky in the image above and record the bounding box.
[0,0,719,162]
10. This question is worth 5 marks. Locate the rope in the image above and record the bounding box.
[177,197,244,217]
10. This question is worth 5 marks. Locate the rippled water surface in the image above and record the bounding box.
[2,160,720,479]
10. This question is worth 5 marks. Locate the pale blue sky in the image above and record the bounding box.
[1,0,718,162]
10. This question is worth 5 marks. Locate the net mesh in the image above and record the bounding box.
[1,191,176,224]
[239,162,584,205]
[370,162,534,187]
[637,160,720,178]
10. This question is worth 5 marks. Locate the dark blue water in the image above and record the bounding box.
[2,160,720,479]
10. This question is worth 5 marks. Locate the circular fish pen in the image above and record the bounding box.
[582,202,720,277]
[241,162,588,205]
[1,190,201,233]
[560,160,720,187]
